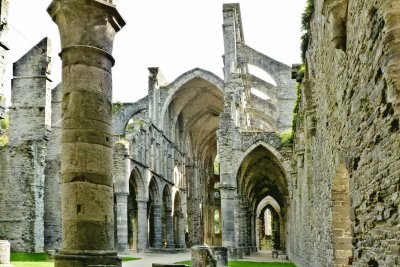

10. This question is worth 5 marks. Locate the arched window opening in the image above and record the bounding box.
[248,64,277,86]
[251,88,271,100]
[213,154,220,175]
[214,209,221,234]
[264,208,272,236]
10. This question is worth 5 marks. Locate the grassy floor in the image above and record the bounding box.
[176,260,296,267]
[10,252,139,267]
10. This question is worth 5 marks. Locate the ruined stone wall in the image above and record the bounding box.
[0,0,9,123]
[290,0,400,266]
[43,84,62,250]
[0,38,52,252]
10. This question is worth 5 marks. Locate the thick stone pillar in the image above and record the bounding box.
[177,213,186,248]
[153,204,163,249]
[115,193,128,252]
[137,200,148,252]
[165,208,174,248]
[47,1,125,266]
[220,187,235,247]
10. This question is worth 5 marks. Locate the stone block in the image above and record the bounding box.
[191,246,216,267]
[211,247,228,267]
[0,240,10,266]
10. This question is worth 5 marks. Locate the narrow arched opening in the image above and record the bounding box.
[127,178,138,251]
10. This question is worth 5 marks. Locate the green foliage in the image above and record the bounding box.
[300,0,314,61]
[126,118,145,134]
[280,130,294,147]
[176,261,297,267]
[112,101,123,114]
[292,82,302,134]
[0,111,9,146]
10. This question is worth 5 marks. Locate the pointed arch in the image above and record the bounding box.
[162,185,172,210]
[160,68,224,124]
[149,177,160,204]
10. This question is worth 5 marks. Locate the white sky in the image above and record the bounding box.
[4,0,306,106]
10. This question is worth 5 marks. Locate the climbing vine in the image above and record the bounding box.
[112,101,123,114]
[301,0,314,61]
[0,112,9,146]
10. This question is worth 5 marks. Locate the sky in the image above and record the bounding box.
[4,0,306,105]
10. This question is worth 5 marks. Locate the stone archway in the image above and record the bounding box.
[235,143,289,252]
[256,196,281,251]
[127,177,138,251]
[148,177,161,248]
[173,191,185,248]
[331,164,353,266]
[162,185,174,248]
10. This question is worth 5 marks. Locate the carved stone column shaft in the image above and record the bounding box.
[48,1,125,266]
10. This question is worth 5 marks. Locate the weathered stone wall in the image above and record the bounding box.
[0,0,9,123]
[290,0,400,266]
[0,38,52,252]
[43,84,62,250]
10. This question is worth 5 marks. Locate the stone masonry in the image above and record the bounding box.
[0,38,52,252]
[2,2,398,267]
[47,0,125,266]
[0,0,9,130]
[289,0,400,266]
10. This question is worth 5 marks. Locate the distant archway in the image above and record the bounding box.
[148,177,161,248]
[162,185,173,248]
[127,169,142,251]
[173,192,185,248]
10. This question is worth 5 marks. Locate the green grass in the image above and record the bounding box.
[9,253,139,267]
[121,256,141,262]
[11,253,53,267]
[176,260,296,267]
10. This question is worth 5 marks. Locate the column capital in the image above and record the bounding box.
[47,0,125,65]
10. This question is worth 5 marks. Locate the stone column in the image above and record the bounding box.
[165,208,174,248]
[153,204,163,249]
[115,192,129,252]
[178,213,186,248]
[47,1,125,266]
[220,187,235,247]
[137,200,148,252]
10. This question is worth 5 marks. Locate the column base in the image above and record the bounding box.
[54,250,121,267]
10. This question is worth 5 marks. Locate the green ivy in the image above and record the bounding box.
[280,129,293,147]
[292,82,302,134]
[301,0,314,61]
[112,101,123,114]
[0,112,9,146]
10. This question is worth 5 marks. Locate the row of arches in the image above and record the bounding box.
[125,171,186,251]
